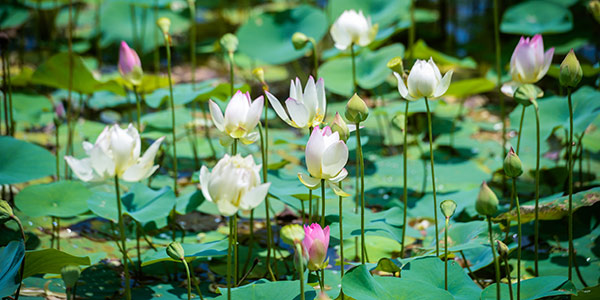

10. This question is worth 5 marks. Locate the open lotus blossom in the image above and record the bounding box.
[266,76,326,129]
[298,126,349,196]
[302,223,330,271]
[199,154,270,216]
[209,90,264,144]
[330,10,378,50]
[393,58,453,101]
[501,34,554,97]
[118,41,143,86]
[65,124,164,182]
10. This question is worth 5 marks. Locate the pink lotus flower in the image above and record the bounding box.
[502,34,554,97]
[118,41,143,85]
[302,223,330,271]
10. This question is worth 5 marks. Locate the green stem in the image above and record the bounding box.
[424,98,439,256]
[54,119,60,180]
[182,260,192,300]
[3,49,14,136]
[136,222,142,277]
[444,217,449,291]
[115,175,131,300]
[567,88,573,282]
[229,52,235,97]
[308,38,319,78]
[408,0,415,57]
[56,217,61,250]
[12,216,26,300]
[356,122,365,264]
[133,85,142,132]
[339,181,344,278]
[321,179,325,227]
[65,0,74,179]
[296,244,305,300]
[516,106,526,155]
[232,138,238,155]
[227,216,232,300]
[130,5,138,51]
[188,0,196,88]
[153,0,159,83]
[308,189,312,223]
[234,214,238,286]
[488,216,501,300]
[259,116,275,281]
[512,178,521,300]
[459,250,483,287]
[504,256,514,300]
[401,100,409,257]
[350,43,357,93]
[533,102,541,277]
[164,34,178,196]
[493,0,507,196]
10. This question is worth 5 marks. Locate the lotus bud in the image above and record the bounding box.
[387,56,404,74]
[590,0,600,23]
[303,223,330,271]
[476,181,499,216]
[559,49,583,88]
[0,200,14,221]
[292,32,309,50]
[157,17,171,35]
[317,292,332,300]
[345,94,369,123]
[504,148,523,178]
[496,240,509,259]
[331,112,350,142]
[220,33,238,54]
[54,101,66,119]
[281,224,305,246]
[514,84,543,107]
[440,200,457,219]
[166,242,185,261]
[118,41,143,86]
[61,265,80,288]
[252,67,266,85]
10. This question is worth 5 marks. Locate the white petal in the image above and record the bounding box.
[316,78,326,117]
[216,199,239,216]
[321,141,348,178]
[327,180,350,197]
[121,164,158,182]
[303,76,318,120]
[224,91,250,132]
[298,172,322,189]
[266,91,292,125]
[199,166,213,203]
[305,127,325,177]
[89,146,115,178]
[209,100,225,132]
[109,125,136,174]
[239,183,270,210]
[330,21,351,50]
[501,82,519,98]
[393,72,409,99]
[328,168,348,183]
[64,156,95,182]
[433,70,453,98]
[244,96,263,132]
[126,123,141,160]
[537,47,554,82]
[428,58,442,83]
[240,131,259,145]
[285,98,309,128]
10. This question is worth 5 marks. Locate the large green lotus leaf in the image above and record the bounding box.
[327,0,410,28]
[426,220,503,253]
[0,5,30,29]
[0,137,56,184]
[141,107,192,130]
[327,207,413,242]
[87,183,176,223]
[99,0,189,54]
[481,276,574,299]
[493,187,600,223]
[144,81,216,108]
[401,256,481,300]
[407,40,477,69]
[445,77,496,98]
[342,264,453,300]
[141,239,228,266]
[31,53,123,95]
[15,181,91,218]
[10,93,54,125]
[0,241,24,298]
[236,5,328,65]
[501,0,573,35]
[216,278,317,300]
[320,43,405,96]
[22,249,90,279]
[87,90,132,110]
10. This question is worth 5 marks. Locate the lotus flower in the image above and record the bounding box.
[502,34,554,97]
[302,223,330,271]
[266,76,326,129]
[298,126,349,196]
[393,58,453,101]
[209,91,263,144]
[65,124,164,182]
[118,41,143,86]
[330,10,378,50]
[199,154,270,216]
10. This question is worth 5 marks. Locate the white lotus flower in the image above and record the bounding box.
[393,58,453,101]
[501,34,554,97]
[330,10,378,50]
[209,90,263,145]
[199,154,270,216]
[298,126,349,196]
[64,124,164,182]
[266,76,326,129]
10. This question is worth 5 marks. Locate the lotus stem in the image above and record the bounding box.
[136,223,142,277]
[188,0,196,89]
[533,101,541,276]
[355,122,366,264]
[114,175,131,300]
[459,250,483,287]
[11,215,26,300]
[339,181,344,279]
[488,216,501,300]
[2,47,14,136]
[401,100,409,257]
[164,33,178,196]
[567,88,573,282]
[182,259,192,300]
[320,179,325,227]
[350,43,357,93]
[133,85,142,132]
[511,178,521,300]
[153,0,159,85]
[516,106,526,155]
[65,0,74,179]
[503,255,514,300]
[408,0,415,56]
[308,37,319,78]
[233,214,238,286]
[444,217,449,290]
[229,52,234,97]
[296,244,305,300]
[54,118,60,180]
[493,0,507,196]
[424,98,440,256]
[227,216,233,300]
[56,217,61,250]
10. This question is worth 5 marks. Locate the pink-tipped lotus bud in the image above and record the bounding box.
[118,41,143,86]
